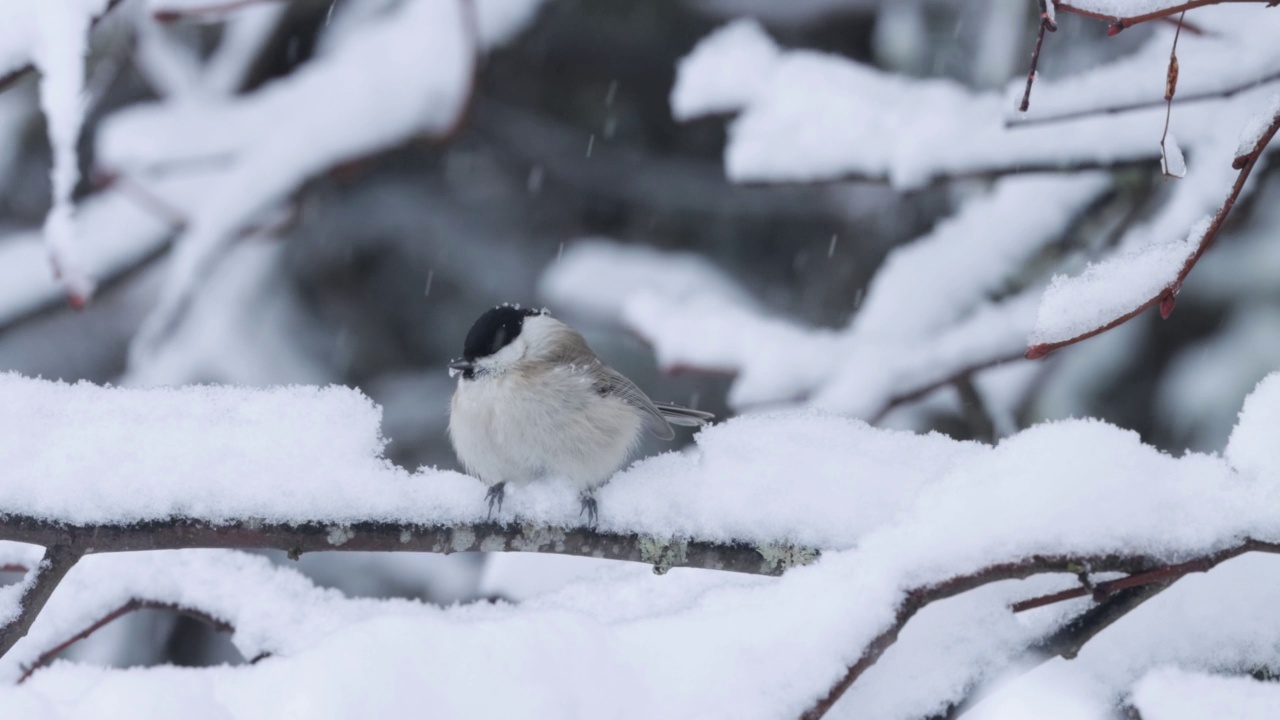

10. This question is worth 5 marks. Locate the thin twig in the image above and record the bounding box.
[871,351,1026,423]
[1007,69,1280,128]
[1159,13,1185,179]
[1018,1,1058,113]
[0,547,83,659]
[1025,103,1280,358]
[16,599,237,683]
[1033,581,1174,660]
[1011,553,1217,611]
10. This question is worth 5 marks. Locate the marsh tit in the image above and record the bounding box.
[448,304,713,525]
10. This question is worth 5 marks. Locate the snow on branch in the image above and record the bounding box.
[545,174,1108,419]
[1027,96,1280,356]
[669,6,1280,392]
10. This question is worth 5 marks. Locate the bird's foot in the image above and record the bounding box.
[579,492,598,528]
[486,482,506,521]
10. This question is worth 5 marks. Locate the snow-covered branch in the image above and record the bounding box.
[1027,97,1280,357]
[804,538,1280,719]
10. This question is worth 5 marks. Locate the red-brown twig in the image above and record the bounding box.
[1011,554,1217,612]
[1056,0,1278,35]
[1018,1,1059,113]
[16,599,236,683]
[1025,103,1280,359]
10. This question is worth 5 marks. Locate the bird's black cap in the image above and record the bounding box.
[461,304,547,361]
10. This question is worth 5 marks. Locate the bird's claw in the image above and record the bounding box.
[486,482,506,520]
[579,492,598,528]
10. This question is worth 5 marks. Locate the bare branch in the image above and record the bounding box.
[1007,67,1280,128]
[16,598,238,684]
[0,547,83,659]
[1026,103,1280,359]
[1159,13,1186,179]
[1018,1,1058,113]
[1011,552,1223,611]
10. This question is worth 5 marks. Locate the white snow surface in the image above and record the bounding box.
[1132,668,1280,720]
[3,374,1280,717]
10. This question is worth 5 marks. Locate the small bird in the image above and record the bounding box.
[447,304,713,525]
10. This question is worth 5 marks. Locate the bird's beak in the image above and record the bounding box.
[448,359,474,377]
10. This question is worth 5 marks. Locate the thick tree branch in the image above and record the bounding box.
[0,547,83,660]
[1026,103,1280,359]
[0,514,817,666]
[800,539,1280,720]
[0,514,816,577]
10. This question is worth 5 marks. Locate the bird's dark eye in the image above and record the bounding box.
[462,304,545,361]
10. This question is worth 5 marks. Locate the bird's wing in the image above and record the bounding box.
[595,365,675,440]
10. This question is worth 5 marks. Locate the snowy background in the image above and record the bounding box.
[2,0,1280,718]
